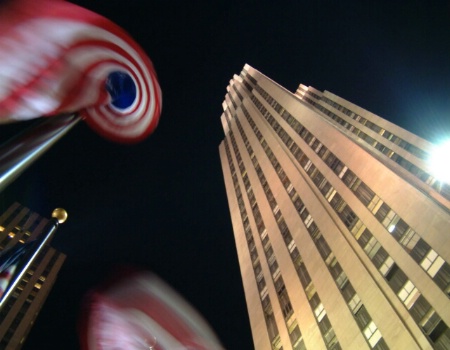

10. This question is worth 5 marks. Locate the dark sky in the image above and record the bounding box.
[1,1,450,349]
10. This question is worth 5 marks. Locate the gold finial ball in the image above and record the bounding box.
[52,208,68,224]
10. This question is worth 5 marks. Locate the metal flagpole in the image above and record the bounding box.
[0,113,81,193]
[0,208,68,310]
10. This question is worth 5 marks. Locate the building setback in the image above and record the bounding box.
[0,203,66,349]
[219,64,450,350]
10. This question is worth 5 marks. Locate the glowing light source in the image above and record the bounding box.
[428,140,450,184]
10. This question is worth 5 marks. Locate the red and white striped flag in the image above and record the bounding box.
[79,270,224,350]
[0,0,162,143]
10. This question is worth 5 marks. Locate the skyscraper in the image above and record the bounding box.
[219,65,450,349]
[0,203,66,349]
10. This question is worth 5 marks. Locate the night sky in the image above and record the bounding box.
[1,1,450,349]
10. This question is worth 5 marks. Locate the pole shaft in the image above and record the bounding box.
[0,114,81,193]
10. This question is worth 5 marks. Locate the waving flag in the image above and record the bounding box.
[0,0,161,143]
[79,270,224,350]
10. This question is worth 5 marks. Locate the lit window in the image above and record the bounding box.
[273,205,280,216]
[363,321,382,348]
[382,210,398,228]
[314,303,326,322]
[364,237,381,259]
[379,257,394,277]
[272,268,281,280]
[325,253,336,267]
[398,280,421,309]
[304,215,313,227]
[421,249,437,270]
[288,240,296,253]
[338,166,348,179]
[260,229,268,240]
[287,183,294,194]
[260,286,268,299]
[421,250,445,278]
[399,229,420,251]
[304,160,313,172]
[348,294,362,314]
[305,283,316,300]
[368,196,382,213]
[336,272,348,289]
[351,221,366,239]
[326,189,337,202]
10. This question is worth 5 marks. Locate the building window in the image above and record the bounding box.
[263,300,279,341]
[314,302,327,322]
[364,236,382,259]
[363,321,383,348]
[421,249,445,278]
[399,228,420,252]
[410,239,431,263]
[353,182,376,207]
[378,256,395,277]
[397,280,421,310]
[355,305,371,329]
[274,277,293,320]
[289,324,306,350]
[348,294,363,314]
[434,263,450,295]
[318,315,339,349]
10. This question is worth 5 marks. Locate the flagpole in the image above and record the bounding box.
[0,208,68,310]
[0,113,81,193]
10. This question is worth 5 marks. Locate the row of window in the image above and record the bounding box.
[302,91,450,201]
[223,138,282,348]
[235,96,385,349]
[254,83,450,297]
[0,209,42,250]
[245,80,450,348]
[228,88,344,349]
[227,128,303,350]
[319,94,429,160]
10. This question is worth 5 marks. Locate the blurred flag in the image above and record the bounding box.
[0,0,162,143]
[0,241,34,299]
[79,270,224,350]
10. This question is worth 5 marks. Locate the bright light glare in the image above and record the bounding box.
[428,140,450,184]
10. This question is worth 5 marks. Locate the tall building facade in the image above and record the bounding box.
[0,203,66,349]
[219,65,450,350]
